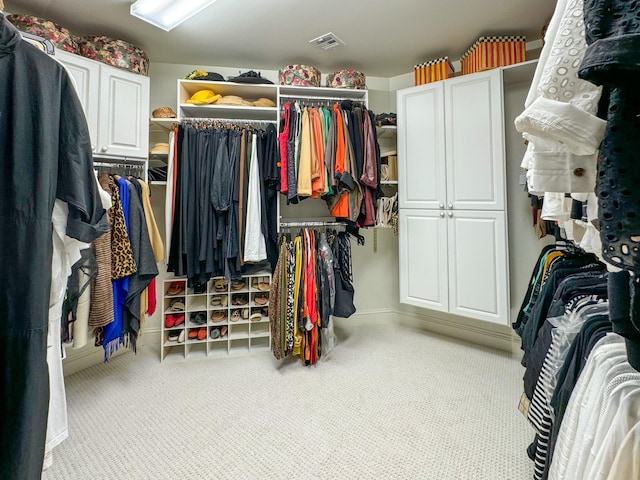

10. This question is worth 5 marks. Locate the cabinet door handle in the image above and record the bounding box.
[439,211,445,218]
[101,146,108,153]
[448,203,453,209]
[91,145,96,152]
[439,203,445,209]
[448,212,453,218]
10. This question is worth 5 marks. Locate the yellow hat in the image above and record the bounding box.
[186,89,221,105]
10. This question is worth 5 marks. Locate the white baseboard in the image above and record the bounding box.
[63,309,521,375]
[396,309,521,354]
[62,328,162,377]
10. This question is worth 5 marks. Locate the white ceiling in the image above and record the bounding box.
[5,0,556,77]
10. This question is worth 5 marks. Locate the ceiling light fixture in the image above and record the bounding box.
[130,0,219,32]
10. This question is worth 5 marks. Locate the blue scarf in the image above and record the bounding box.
[103,177,131,360]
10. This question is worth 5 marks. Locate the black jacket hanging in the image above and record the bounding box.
[0,14,107,479]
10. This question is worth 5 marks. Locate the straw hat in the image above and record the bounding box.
[215,95,253,106]
[150,143,169,155]
[152,106,177,118]
[252,97,276,108]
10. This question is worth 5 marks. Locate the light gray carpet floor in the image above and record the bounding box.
[43,321,534,480]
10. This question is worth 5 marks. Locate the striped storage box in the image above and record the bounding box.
[460,36,526,75]
[414,57,454,86]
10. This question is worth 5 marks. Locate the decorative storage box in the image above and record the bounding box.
[278,64,321,87]
[414,57,454,86]
[6,14,78,53]
[460,35,526,75]
[78,35,149,76]
[326,69,367,89]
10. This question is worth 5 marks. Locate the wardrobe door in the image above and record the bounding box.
[55,50,100,153]
[444,69,505,211]
[97,65,149,158]
[397,83,447,210]
[399,209,449,311]
[446,210,509,325]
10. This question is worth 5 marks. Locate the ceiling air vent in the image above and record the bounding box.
[309,32,345,51]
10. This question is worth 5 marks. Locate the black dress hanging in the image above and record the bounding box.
[0,15,107,479]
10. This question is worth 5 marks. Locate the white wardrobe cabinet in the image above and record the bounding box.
[397,68,510,326]
[56,50,150,159]
[397,69,505,212]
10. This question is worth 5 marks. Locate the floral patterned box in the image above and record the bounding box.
[7,14,78,53]
[78,35,149,77]
[278,64,321,87]
[326,69,367,89]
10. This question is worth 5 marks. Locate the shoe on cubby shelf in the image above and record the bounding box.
[251,277,270,291]
[166,281,185,296]
[213,279,227,292]
[232,294,248,306]
[168,299,185,312]
[190,312,207,326]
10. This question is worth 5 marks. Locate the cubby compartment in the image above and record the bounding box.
[186,342,207,359]
[229,338,250,355]
[186,295,208,312]
[229,323,250,340]
[250,322,270,338]
[250,337,269,352]
[164,296,186,314]
[208,340,228,358]
[164,279,186,297]
[208,325,228,342]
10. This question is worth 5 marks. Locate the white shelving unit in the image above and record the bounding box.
[177,79,278,120]
[161,272,272,362]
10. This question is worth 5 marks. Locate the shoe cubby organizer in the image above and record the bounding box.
[161,271,272,362]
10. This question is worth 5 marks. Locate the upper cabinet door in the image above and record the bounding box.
[444,69,505,211]
[397,82,447,210]
[55,50,100,153]
[98,67,149,158]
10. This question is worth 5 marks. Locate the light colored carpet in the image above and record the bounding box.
[43,320,534,480]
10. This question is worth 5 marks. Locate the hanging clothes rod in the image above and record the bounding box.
[279,94,366,103]
[279,220,346,228]
[180,117,277,125]
[93,162,145,175]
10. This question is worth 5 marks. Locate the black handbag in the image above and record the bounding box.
[332,232,356,318]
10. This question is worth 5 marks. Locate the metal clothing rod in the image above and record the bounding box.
[279,94,366,103]
[279,221,345,228]
[180,117,277,125]
[93,162,145,173]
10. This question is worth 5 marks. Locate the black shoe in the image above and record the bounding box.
[190,312,207,326]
